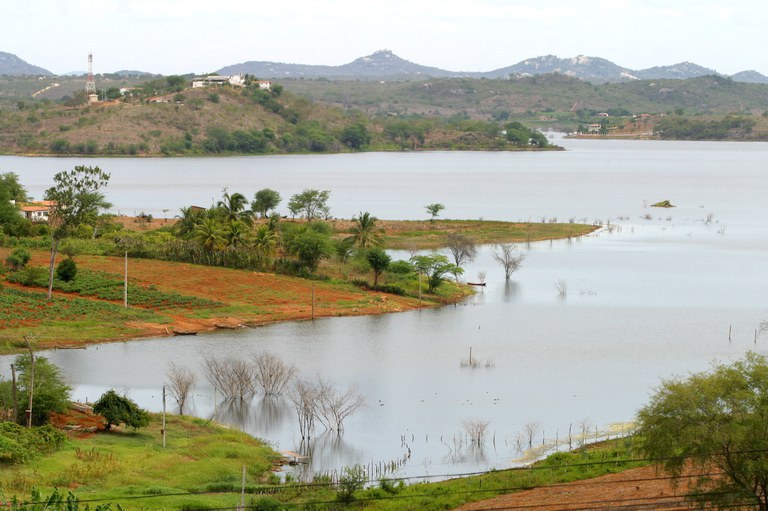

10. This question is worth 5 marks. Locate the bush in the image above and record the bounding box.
[0,423,66,464]
[93,390,150,431]
[388,260,414,274]
[5,248,31,271]
[56,258,77,282]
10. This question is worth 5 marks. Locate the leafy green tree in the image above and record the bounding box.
[251,188,281,218]
[365,247,391,287]
[13,355,71,426]
[284,227,333,271]
[636,352,768,510]
[93,390,149,432]
[223,219,250,248]
[341,122,371,150]
[252,224,278,265]
[347,211,384,249]
[44,166,111,299]
[287,189,330,221]
[0,172,29,202]
[425,203,444,223]
[410,254,458,292]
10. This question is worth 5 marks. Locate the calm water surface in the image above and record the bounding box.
[1,139,766,480]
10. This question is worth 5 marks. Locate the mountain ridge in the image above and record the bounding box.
[2,49,768,84]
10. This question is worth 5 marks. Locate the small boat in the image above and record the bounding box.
[466,282,487,287]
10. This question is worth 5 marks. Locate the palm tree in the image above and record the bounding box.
[217,191,252,225]
[175,206,203,239]
[252,224,278,265]
[224,219,250,248]
[347,211,384,249]
[194,217,225,251]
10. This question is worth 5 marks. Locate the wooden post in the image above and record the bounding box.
[162,385,167,448]
[729,325,732,342]
[239,465,246,511]
[10,364,18,423]
[23,336,35,428]
[124,251,128,308]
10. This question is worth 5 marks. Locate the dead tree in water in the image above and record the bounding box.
[253,352,296,397]
[492,244,524,280]
[166,363,196,415]
[204,356,255,401]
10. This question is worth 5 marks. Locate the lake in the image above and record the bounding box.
[1,139,767,481]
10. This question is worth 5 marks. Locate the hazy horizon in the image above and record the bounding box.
[5,0,768,76]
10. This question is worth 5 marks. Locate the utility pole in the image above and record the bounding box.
[10,364,18,423]
[239,465,246,511]
[162,385,167,448]
[23,336,35,428]
[124,251,128,308]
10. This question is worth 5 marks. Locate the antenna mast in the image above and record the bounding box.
[86,53,96,94]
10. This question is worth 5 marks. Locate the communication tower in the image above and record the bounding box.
[85,53,96,95]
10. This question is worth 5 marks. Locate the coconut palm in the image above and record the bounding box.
[175,206,203,238]
[194,217,225,251]
[252,224,278,265]
[217,191,252,225]
[346,211,384,249]
[224,219,251,248]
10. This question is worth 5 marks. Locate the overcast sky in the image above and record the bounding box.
[5,0,768,76]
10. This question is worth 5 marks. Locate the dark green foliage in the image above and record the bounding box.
[341,122,371,149]
[655,115,756,140]
[55,258,77,282]
[388,260,414,274]
[636,352,768,509]
[283,227,333,272]
[251,188,281,218]
[0,423,66,464]
[12,355,71,426]
[365,247,391,286]
[5,248,31,271]
[504,121,549,147]
[93,389,150,431]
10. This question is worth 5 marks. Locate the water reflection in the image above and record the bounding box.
[502,281,520,302]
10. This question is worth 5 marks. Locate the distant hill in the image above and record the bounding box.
[0,51,52,76]
[218,50,456,79]
[218,50,767,84]
[633,62,719,80]
[730,70,768,84]
[484,55,637,82]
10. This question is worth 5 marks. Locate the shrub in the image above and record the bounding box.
[5,248,31,271]
[388,260,414,274]
[56,258,78,282]
[93,390,149,431]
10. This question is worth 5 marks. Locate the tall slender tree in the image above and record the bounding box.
[44,166,110,299]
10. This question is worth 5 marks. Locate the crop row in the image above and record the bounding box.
[7,267,221,310]
[0,285,130,329]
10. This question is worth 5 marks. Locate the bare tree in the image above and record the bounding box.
[463,419,490,445]
[555,279,568,297]
[524,422,540,449]
[166,362,197,415]
[492,244,524,280]
[252,352,296,397]
[315,378,365,435]
[288,378,319,440]
[445,233,477,279]
[204,356,256,401]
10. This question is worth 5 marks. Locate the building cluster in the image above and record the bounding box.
[11,200,55,223]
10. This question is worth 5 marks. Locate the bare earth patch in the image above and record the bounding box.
[455,465,693,510]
